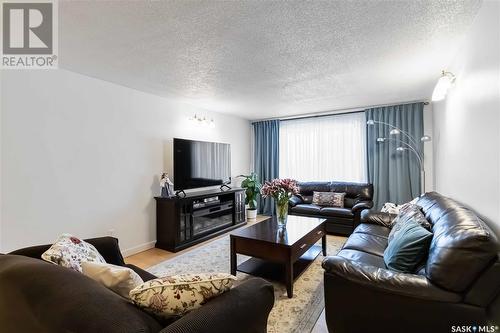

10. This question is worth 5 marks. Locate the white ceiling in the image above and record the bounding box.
[59,0,481,120]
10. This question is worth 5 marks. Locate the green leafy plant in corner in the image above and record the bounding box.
[238,172,262,210]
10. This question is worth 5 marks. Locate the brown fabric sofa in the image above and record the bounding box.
[288,181,374,235]
[322,192,500,333]
[1,237,274,333]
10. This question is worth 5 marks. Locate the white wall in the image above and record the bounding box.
[0,70,3,252]
[432,1,500,234]
[1,69,251,254]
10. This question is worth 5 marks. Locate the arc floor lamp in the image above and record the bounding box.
[366,119,432,194]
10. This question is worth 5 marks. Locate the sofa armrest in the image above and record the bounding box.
[322,256,460,302]
[351,200,373,214]
[360,210,397,228]
[159,278,274,333]
[85,237,126,266]
[289,195,303,207]
[124,264,157,282]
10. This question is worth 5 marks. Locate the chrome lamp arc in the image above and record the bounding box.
[367,119,432,194]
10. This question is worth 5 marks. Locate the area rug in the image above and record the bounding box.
[147,234,346,333]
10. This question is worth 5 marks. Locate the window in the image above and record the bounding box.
[279,112,367,182]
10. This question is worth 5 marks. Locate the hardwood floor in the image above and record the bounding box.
[124,214,329,333]
[311,309,328,333]
[125,215,269,269]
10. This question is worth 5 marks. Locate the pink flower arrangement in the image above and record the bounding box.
[261,178,299,204]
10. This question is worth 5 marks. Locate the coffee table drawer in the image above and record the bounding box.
[232,237,289,262]
[292,226,325,261]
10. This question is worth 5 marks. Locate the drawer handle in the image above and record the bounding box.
[299,243,307,249]
[317,231,323,235]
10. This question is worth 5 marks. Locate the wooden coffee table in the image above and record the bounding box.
[230,215,326,298]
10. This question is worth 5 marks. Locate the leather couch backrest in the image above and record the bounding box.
[297,182,331,195]
[417,192,499,293]
[330,182,373,201]
[297,182,373,208]
[0,254,163,333]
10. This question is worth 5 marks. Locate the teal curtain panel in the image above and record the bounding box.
[365,102,424,210]
[253,120,280,215]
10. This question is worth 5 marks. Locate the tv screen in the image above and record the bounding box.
[173,138,231,191]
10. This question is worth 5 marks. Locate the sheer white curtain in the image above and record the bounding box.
[279,112,367,182]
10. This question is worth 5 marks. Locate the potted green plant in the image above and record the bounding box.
[238,172,262,219]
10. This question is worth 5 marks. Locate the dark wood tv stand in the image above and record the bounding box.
[155,188,246,252]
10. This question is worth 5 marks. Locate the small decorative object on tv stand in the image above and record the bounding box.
[155,187,246,252]
[159,173,174,198]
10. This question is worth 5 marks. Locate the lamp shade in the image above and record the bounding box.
[421,135,431,142]
[389,129,400,135]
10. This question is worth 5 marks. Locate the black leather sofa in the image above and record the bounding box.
[322,192,500,333]
[0,237,274,333]
[288,181,373,235]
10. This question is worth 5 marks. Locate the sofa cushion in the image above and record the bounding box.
[417,192,499,293]
[388,208,431,243]
[291,204,322,215]
[383,219,433,273]
[342,233,388,257]
[41,233,106,272]
[353,224,390,238]
[0,255,163,333]
[337,249,386,269]
[301,195,313,204]
[82,262,144,299]
[312,191,345,207]
[392,203,432,230]
[130,273,235,319]
[320,207,353,218]
[343,197,357,208]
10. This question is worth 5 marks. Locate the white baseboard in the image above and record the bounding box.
[122,240,156,257]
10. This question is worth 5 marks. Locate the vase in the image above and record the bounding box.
[275,200,289,229]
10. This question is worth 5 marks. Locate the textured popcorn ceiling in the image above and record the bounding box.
[59,1,481,119]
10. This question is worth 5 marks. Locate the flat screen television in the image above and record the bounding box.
[173,138,231,191]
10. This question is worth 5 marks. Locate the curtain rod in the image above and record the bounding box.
[251,99,429,123]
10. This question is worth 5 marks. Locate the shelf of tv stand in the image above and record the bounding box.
[160,187,245,201]
[154,187,246,252]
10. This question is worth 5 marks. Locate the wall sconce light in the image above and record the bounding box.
[431,70,456,102]
[189,114,215,128]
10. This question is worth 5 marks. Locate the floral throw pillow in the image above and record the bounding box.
[312,191,346,207]
[41,234,106,272]
[129,273,235,319]
[388,204,432,243]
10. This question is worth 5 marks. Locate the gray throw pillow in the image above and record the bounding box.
[388,204,431,243]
